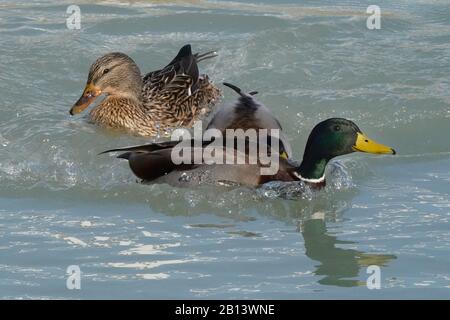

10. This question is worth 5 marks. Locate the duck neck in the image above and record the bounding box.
[295,155,329,186]
[118,80,143,104]
[110,90,142,104]
[107,67,144,104]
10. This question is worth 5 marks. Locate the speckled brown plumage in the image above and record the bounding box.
[70,45,221,136]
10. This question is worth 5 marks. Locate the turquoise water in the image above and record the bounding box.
[0,0,449,299]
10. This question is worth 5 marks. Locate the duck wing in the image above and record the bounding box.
[117,148,200,182]
[207,82,293,158]
[101,135,285,183]
[100,139,201,181]
[100,140,182,156]
[143,44,217,98]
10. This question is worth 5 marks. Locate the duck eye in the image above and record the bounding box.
[103,68,110,75]
[334,125,341,131]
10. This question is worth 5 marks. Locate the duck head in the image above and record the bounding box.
[296,118,396,182]
[70,52,143,115]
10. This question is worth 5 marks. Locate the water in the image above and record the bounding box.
[0,0,449,299]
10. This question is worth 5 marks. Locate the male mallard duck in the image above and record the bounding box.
[69,44,221,136]
[207,83,292,158]
[101,84,396,188]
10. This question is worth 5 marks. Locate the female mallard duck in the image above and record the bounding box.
[101,84,396,188]
[69,44,221,136]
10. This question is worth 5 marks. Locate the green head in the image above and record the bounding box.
[298,118,396,180]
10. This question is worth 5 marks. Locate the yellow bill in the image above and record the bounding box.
[352,132,396,155]
[280,151,289,160]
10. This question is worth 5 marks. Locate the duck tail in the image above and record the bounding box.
[171,44,193,63]
[194,50,218,63]
[163,44,194,68]
[117,152,132,160]
[98,147,139,155]
[173,44,218,63]
[223,82,258,97]
[98,141,181,156]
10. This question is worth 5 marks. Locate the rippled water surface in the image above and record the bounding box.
[0,0,449,299]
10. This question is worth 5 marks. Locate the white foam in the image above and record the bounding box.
[80,221,93,228]
[142,231,156,237]
[119,243,180,255]
[94,236,110,241]
[108,259,192,270]
[64,236,88,247]
[137,273,170,280]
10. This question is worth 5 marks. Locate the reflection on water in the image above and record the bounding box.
[300,213,396,287]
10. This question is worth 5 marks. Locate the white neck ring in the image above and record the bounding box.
[293,172,325,184]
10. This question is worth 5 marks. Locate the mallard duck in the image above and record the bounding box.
[69,44,221,136]
[101,84,396,188]
[207,83,292,158]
